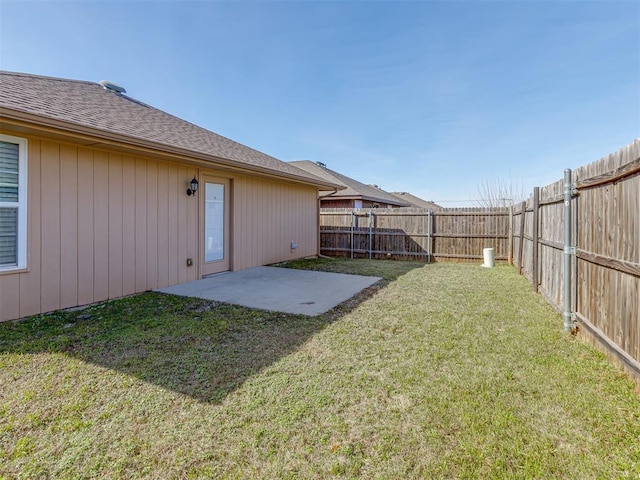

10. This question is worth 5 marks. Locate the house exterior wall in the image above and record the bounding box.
[232,175,318,271]
[0,134,319,322]
[320,198,399,209]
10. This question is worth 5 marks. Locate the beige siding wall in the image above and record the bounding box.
[0,134,319,322]
[232,175,318,271]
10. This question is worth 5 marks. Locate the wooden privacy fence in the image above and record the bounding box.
[512,139,640,385]
[319,207,509,262]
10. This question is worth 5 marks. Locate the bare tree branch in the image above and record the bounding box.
[474,177,528,208]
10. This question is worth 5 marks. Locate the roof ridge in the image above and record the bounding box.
[0,70,97,86]
[0,71,155,109]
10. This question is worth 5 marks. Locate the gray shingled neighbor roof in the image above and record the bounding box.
[0,71,337,189]
[390,192,441,210]
[289,160,410,207]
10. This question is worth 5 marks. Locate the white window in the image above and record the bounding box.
[0,134,28,271]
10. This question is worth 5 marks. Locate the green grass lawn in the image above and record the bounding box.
[1,260,639,479]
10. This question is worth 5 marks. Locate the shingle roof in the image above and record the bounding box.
[0,71,337,188]
[289,160,410,207]
[390,192,441,210]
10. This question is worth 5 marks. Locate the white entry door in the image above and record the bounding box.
[201,176,230,275]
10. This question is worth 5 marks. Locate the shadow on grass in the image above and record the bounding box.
[0,260,424,404]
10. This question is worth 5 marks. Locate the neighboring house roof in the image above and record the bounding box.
[289,160,410,207]
[0,71,339,190]
[390,192,442,210]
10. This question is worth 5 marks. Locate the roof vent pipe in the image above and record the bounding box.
[99,80,126,94]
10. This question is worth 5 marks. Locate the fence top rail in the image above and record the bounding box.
[320,207,508,212]
[433,211,508,217]
[577,155,640,190]
[320,210,508,217]
[320,212,432,217]
[320,212,510,219]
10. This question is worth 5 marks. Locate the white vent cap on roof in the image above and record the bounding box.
[99,80,126,94]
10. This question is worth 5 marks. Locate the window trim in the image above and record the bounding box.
[0,134,28,272]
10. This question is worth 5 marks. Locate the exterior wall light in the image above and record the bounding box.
[187,176,199,196]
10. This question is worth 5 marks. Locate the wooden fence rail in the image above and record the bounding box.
[319,139,640,385]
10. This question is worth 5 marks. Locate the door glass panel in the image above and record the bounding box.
[205,182,225,262]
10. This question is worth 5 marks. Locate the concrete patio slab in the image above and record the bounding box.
[155,266,382,316]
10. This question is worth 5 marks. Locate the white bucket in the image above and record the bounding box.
[482,248,495,268]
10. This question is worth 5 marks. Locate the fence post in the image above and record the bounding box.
[317,199,322,258]
[427,209,432,263]
[563,169,573,332]
[508,206,513,265]
[572,178,579,317]
[518,200,526,274]
[350,210,354,259]
[532,187,540,292]
[368,210,373,259]
[429,209,435,262]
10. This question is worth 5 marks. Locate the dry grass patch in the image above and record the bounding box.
[1,260,639,479]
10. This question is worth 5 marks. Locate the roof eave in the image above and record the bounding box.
[0,107,343,191]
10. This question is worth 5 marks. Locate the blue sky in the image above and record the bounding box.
[1,0,638,205]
